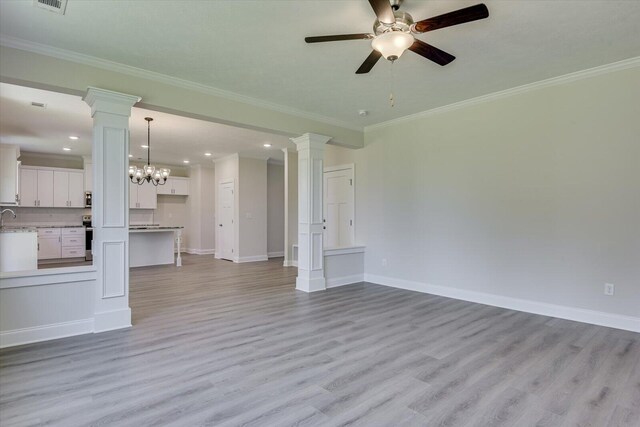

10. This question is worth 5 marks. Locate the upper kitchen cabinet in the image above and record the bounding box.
[130,181,157,209]
[20,167,53,207]
[53,170,84,207]
[156,177,190,196]
[20,166,84,208]
[0,145,20,205]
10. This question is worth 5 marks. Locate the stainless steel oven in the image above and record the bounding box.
[82,215,93,261]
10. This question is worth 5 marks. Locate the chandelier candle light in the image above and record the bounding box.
[128,117,170,186]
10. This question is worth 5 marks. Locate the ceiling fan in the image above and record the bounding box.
[305,0,489,74]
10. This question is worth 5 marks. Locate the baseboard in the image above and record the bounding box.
[235,255,269,263]
[268,251,285,258]
[93,308,132,333]
[364,274,640,333]
[0,318,94,348]
[283,260,295,267]
[326,274,364,289]
[185,248,215,255]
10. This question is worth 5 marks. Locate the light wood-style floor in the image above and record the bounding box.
[1,255,639,426]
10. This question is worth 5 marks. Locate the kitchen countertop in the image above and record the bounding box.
[129,226,184,232]
[3,224,85,229]
[0,227,37,233]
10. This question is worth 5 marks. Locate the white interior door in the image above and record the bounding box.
[323,167,354,248]
[218,181,235,261]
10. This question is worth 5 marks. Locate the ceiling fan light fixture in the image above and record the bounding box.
[371,31,414,61]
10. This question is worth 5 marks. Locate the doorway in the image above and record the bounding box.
[323,165,354,248]
[218,180,235,261]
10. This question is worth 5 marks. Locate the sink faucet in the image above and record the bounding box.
[0,208,16,227]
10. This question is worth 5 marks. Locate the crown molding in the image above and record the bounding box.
[0,35,363,132]
[365,56,640,132]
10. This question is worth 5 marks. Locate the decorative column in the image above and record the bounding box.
[84,87,141,332]
[291,133,331,292]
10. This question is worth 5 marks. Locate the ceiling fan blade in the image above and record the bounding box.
[409,40,455,66]
[356,50,382,74]
[305,33,373,43]
[368,0,396,24]
[413,3,489,33]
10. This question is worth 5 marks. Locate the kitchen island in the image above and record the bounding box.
[129,226,183,268]
[0,227,38,272]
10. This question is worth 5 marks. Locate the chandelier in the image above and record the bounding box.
[128,117,170,185]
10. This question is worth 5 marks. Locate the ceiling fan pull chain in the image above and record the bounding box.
[389,60,395,108]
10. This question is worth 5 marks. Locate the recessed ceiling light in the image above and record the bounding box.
[141,145,149,149]
[128,154,133,158]
[204,152,212,157]
[183,160,190,164]
[69,136,79,140]
[263,143,272,148]
[63,147,71,151]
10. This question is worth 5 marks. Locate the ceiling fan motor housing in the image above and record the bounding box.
[373,10,414,36]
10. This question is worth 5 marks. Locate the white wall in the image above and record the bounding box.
[155,195,189,249]
[267,162,284,257]
[358,66,640,324]
[238,157,268,261]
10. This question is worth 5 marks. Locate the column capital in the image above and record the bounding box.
[83,87,141,117]
[290,133,332,152]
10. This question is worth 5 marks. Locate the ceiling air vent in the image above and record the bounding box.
[31,102,47,108]
[33,0,68,15]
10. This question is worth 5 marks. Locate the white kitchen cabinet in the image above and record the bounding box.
[21,167,84,208]
[37,227,85,260]
[37,170,54,207]
[157,177,190,196]
[38,228,62,260]
[68,172,85,207]
[53,171,69,207]
[54,171,85,207]
[0,145,19,205]
[20,168,54,207]
[130,181,157,209]
[19,168,37,207]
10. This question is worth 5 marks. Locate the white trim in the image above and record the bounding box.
[93,308,132,333]
[324,163,355,173]
[324,246,365,256]
[235,255,269,263]
[364,274,640,333]
[185,248,215,255]
[0,35,362,132]
[0,318,94,349]
[0,266,97,289]
[365,56,640,132]
[283,260,297,267]
[326,273,364,289]
[268,251,285,258]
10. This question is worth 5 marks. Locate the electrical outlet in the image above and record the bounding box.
[381,258,387,267]
[604,283,615,296]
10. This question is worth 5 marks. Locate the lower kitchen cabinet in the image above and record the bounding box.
[37,227,85,261]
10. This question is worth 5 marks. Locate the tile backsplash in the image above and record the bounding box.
[1,207,90,226]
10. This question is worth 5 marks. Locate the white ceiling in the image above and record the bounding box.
[1,1,639,128]
[0,82,290,165]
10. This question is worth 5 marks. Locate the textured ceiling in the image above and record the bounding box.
[1,1,639,127]
[0,83,289,165]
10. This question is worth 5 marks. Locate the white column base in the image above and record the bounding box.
[93,308,132,333]
[296,276,326,293]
